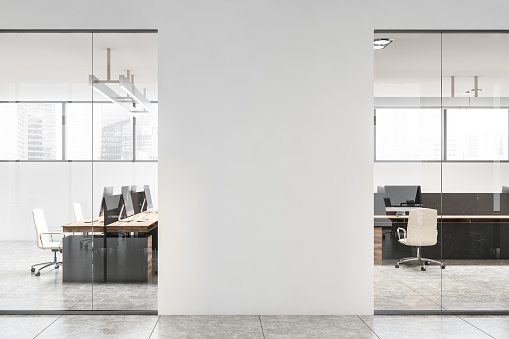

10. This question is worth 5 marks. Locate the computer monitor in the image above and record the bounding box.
[384,185,422,207]
[130,185,137,192]
[130,188,144,214]
[103,194,122,225]
[120,186,135,219]
[99,186,115,216]
[142,185,153,211]
[503,186,509,193]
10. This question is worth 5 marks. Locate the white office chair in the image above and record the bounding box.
[31,209,64,276]
[395,208,446,271]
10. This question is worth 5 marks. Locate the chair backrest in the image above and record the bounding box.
[374,193,391,227]
[406,208,438,246]
[73,203,84,222]
[32,209,50,249]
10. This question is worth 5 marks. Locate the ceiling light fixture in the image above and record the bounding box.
[89,48,157,117]
[462,88,485,95]
[374,38,393,50]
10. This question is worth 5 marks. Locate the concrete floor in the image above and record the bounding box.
[0,314,507,338]
[0,240,157,310]
[376,259,509,310]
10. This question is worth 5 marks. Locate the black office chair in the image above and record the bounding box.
[375,193,393,239]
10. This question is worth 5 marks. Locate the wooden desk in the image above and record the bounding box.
[62,210,158,233]
[373,214,509,265]
[62,210,158,282]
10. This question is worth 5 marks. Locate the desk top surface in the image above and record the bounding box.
[62,210,158,233]
[374,214,509,222]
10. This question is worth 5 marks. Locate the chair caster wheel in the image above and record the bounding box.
[425,261,430,265]
[395,264,399,268]
[382,234,386,239]
[35,272,41,276]
[55,265,59,269]
[31,268,35,272]
[441,264,446,269]
[421,267,426,271]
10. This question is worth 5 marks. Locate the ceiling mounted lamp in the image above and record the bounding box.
[374,38,393,50]
[89,48,158,117]
[461,76,484,97]
[462,88,485,95]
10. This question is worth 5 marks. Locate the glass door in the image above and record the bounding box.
[374,32,444,311]
[90,32,158,310]
[441,32,509,310]
[0,32,94,310]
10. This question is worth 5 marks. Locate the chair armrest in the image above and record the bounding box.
[39,232,65,246]
[396,227,406,241]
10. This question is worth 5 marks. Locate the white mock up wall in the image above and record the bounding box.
[4,0,509,316]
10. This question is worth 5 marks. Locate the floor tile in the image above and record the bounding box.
[460,315,509,338]
[0,315,59,339]
[260,315,377,339]
[360,315,491,339]
[36,315,159,339]
[150,315,263,339]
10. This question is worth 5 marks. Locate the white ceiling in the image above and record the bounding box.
[0,32,158,101]
[375,32,509,97]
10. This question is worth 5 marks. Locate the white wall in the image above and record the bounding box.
[375,162,509,193]
[0,162,158,241]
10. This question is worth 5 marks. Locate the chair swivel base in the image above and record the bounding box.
[395,247,445,271]
[31,249,62,277]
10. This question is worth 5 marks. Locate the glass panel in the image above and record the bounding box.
[0,33,93,310]
[92,32,158,310]
[374,32,443,311]
[376,108,442,161]
[441,33,509,311]
[135,106,158,160]
[66,103,93,160]
[446,108,508,161]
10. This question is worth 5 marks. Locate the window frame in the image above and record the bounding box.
[0,100,158,162]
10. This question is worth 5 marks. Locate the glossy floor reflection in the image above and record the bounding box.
[376,259,509,310]
[0,241,157,310]
[2,315,509,338]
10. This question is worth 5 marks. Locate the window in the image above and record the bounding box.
[0,103,62,160]
[135,104,158,160]
[92,103,133,161]
[0,102,158,161]
[446,109,508,161]
[375,108,442,161]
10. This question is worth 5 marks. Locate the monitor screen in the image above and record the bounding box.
[103,186,114,197]
[384,185,421,207]
[144,185,153,210]
[100,186,115,216]
[121,186,135,217]
[131,191,143,214]
[103,194,121,225]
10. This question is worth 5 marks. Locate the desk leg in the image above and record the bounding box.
[147,235,152,281]
[374,226,382,265]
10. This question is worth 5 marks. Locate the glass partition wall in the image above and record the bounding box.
[375,31,509,312]
[0,31,158,312]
